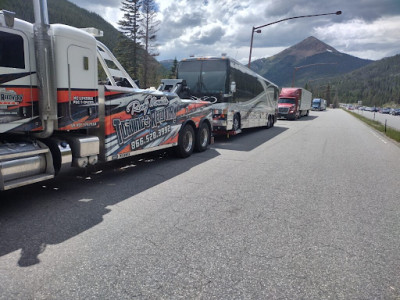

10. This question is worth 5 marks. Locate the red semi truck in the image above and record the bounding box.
[0,0,213,190]
[278,88,312,120]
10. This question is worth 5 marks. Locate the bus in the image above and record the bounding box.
[175,56,279,135]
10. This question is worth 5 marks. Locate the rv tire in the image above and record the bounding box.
[232,114,240,131]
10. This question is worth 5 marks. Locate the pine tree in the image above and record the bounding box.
[140,0,160,88]
[113,34,135,76]
[325,84,331,106]
[118,0,143,80]
[169,58,178,79]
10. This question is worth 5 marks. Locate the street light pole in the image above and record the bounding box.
[248,27,261,67]
[248,27,255,68]
[248,11,342,68]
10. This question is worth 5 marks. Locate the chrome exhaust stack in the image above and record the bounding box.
[32,0,57,138]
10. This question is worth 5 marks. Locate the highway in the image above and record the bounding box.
[353,108,400,130]
[1,109,400,299]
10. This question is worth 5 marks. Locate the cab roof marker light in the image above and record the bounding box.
[80,27,104,37]
[2,10,16,28]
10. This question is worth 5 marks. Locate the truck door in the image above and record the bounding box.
[0,29,36,132]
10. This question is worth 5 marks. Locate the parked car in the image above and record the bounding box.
[381,107,391,114]
[390,108,400,116]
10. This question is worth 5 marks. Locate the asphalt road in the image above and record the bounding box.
[353,109,400,130]
[1,109,400,299]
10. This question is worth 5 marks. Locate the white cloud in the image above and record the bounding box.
[314,16,400,60]
[67,0,400,62]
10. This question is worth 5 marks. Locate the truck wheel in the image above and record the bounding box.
[266,115,272,129]
[195,122,210,152]
[232,114,240,131]
[175,124,195,158]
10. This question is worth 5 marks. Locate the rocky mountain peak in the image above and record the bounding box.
[271,36,339,62]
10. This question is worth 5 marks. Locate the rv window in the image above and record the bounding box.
[177,60,227,97]
[231,67,263,102]
[0,31,25,69]
[83,56,89,70]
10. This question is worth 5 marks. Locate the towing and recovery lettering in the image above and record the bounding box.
[0,88,23,105]
[112,94,178,148]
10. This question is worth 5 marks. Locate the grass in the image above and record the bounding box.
[344,109,400,143]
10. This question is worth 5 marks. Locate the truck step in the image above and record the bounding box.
[0,141,55,191]
[1,174,54,191]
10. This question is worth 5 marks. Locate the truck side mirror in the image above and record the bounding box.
[230,82,236,93]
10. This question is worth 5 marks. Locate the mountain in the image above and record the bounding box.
[160,59,175,72]
[0,0,120,50]
[251,36,373,87]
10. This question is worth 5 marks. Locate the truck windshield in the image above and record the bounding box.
[177,60,227,98]
[313,99,321,104]
[278,98,296,104]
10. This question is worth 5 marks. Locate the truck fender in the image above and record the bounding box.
[40,138,72,175]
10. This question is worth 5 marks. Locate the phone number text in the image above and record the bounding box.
[131,125,171,150]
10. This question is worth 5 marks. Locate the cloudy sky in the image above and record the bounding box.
[68,0,400,64]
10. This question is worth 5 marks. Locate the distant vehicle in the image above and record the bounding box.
[174,56,279,136]
[278,88,312,120]
[390,108,400,116]
[381,107,391,114]
[311,98,327,111]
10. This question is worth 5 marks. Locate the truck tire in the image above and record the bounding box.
[195,122,210,152]
[266,115,272,129]
[175,124,195,158]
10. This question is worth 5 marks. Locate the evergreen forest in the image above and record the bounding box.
[309,54,400,107]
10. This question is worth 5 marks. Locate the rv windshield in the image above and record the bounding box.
[278,98,296,104]
[313,99,321,104]
[177,60,227,98]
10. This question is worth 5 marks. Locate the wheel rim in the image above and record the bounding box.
[233,116,239,131]
[183,130,193,152]
[200,127,209,148]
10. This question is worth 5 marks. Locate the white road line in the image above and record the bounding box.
[371,131,388,144]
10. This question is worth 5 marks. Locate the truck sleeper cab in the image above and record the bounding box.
[312,98,327,111]
[278,87,312,120]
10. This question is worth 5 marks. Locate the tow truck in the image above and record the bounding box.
[0,0,212,190]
